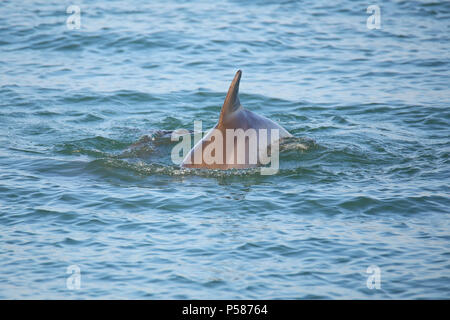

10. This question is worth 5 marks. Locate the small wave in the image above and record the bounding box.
[80,132,317,178]
[55,136,130,157]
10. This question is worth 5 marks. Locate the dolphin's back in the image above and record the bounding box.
[181,70,291,169]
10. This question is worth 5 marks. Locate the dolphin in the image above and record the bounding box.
[180,70,292,170]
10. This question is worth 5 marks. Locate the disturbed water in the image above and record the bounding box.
[0,0,449,299]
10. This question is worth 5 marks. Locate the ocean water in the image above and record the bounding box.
[0,0,449,299]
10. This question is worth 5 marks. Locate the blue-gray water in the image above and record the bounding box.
[0,0,449,299]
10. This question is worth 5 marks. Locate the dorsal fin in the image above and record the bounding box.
[219,70,242,124]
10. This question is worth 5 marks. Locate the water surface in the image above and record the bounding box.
[0,0,449,299]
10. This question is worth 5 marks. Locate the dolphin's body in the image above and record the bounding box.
[181,70,292,169]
